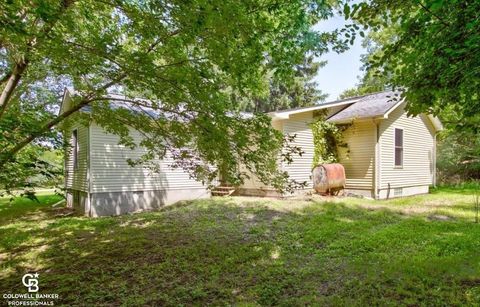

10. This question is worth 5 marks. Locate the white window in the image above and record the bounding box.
[394,128,403,167]
[72,129,79,170]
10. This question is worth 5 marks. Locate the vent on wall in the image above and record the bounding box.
[394,188,403,197]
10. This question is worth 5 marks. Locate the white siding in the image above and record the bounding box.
[89,124,207,193]
[282,112,315,187]
[339,121,376,190]
[65,123,89,192]
[377,185,429,199]
[379,103,435,190]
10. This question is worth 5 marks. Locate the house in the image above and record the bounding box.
[60,90,212,217]
[239,91,443,199]
[61,90,442,216]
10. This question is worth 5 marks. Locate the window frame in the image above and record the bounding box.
[393,127,404,168]
[72,129,79,170]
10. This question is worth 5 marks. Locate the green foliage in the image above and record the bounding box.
[238,56,329,112]
[0,74,66,193]
[310,116,348,166]
[339,19,396,99]
[2,189,480,305]
[338,69,388,99]
[339,87,363,99]
[0,144,63,195]
[437,122,480,183]
[0,0,343,193]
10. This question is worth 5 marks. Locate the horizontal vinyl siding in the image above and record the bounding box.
[282,112,314,188]
[339,121,375,189]
[378,185,429,199]
[379,104,435,189]
[90,124,206,193]
[65,124,89,192]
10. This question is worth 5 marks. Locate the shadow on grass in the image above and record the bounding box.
[1,197,480,306]
[432,182,480,195]
[0,195,63,225]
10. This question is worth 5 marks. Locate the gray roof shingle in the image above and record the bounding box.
[327,91,403,123]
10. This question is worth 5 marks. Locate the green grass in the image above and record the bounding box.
[1,186,480,306]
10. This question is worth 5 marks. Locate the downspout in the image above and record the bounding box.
[433,132,438,187]
[60,93,70,207]
[373,119,380,199]
[375,120,381,199]
[63,130,68,205]
[87,124,93,217]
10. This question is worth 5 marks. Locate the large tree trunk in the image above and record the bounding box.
[0,62,27,117]
[0,71,129,168]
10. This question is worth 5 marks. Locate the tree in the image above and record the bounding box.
[339,23,395,99]
[437,124,480,183]
[436,107,480,182]
[0,0,343,193]
[239,55,328,113]
[346,0,480,132]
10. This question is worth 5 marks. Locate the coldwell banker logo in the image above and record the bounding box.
[2,273,59,306]
[22,273,39,293]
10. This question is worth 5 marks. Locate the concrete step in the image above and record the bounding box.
[212,191,231,196]
[212,186,236,197]
[214,187,236,191]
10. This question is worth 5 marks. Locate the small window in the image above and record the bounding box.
[72,129,79,170]
[394,128,403,167]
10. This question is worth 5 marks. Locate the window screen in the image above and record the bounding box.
[394,128,403,167]
[72,129,79,170]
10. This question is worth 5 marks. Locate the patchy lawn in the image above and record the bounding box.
[1,186,480,306]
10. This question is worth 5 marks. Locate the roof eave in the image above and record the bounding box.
[381,97,443,132]
[326,118,353,124]
[328,115,384,124]
[382,98,406,119]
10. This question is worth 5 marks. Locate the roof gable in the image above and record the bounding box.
[327,91,403,123]
[269,90,442,132]
[269,95,366,120]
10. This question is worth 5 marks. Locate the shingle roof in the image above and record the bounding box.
[326,91,403,123]
[64,88,442,130]
[269,93,370,116]
[77,94,254,120]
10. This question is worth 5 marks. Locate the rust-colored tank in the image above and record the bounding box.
[312,163,346,195]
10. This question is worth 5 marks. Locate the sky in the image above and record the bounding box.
[313,14,366,101]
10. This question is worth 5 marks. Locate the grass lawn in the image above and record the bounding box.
[1,186,480,306]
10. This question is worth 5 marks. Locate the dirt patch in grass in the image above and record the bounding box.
[428,214,454,221]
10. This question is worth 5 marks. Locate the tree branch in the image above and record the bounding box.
[0,71,127,166]
[0,0,78,120]
[0,69,13,85]
[0,35,165,166]
[0,61,28,117]
[63,40,124,68]
[415,1,450,27]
